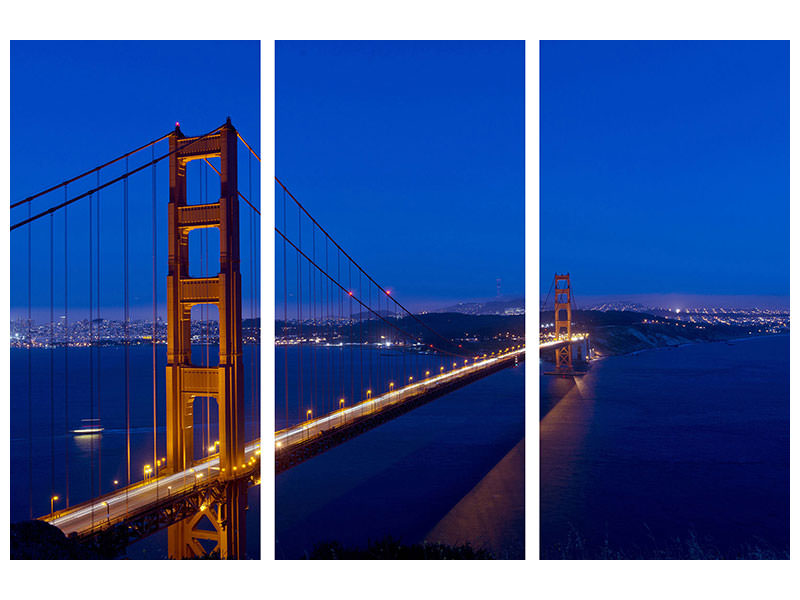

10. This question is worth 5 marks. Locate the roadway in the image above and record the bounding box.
[43,441,261,537]
[275,347,526,451]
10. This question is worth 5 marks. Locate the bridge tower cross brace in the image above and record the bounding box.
[554,273,572,370]
[165,119,246,559]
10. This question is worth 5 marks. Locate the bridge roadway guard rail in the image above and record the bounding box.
[275,347,525,473]
[40,441,261,548]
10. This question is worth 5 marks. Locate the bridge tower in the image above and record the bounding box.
[554,273,572,370]
[165,119,247,559]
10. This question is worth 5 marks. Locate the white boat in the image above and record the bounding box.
[71,418,104,435]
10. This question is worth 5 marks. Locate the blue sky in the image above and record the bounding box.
[10,41,260,320]
[276,41,525,310]
[540,41,789,306]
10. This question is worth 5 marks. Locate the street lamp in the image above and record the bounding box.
[389,382,394,391]
[339,398,346,426]
[366,389,372,400]
[306,409,312,440]
[101,501,109,522]
[50,495,59,518]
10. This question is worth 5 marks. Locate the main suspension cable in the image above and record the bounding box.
[237,133,261,162]
[201,158,260,215]
[275,227,470,360]
[10,131,171,210]
[11,125,224,231]
[274,177,457,350]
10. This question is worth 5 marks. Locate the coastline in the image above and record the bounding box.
[554,331,790,364]
[611,331,789,358]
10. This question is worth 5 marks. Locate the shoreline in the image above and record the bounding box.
[612,331,789,358]
[541,332,788,367]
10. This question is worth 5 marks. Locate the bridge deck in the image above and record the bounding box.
[42,440,261,538]
[275,348,525,471]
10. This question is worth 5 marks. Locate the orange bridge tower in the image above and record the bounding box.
[165,119,246,559]
[554,273,572,370]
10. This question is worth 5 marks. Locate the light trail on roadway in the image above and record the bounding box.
[275,347,525,451]
[43,440,261,537]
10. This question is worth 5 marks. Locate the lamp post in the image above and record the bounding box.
[101,501,109,523]
[306,409,312,440]
[50,495,59,519]
[339,398,346,426]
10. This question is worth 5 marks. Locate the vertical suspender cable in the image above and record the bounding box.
[89,192,95,527]
[204,163,210,452]
[64,189,69,508]
[283,188,288,430]
[325,238,331,418]
[124,157,130,512]
[27,202,32,519]
[359,271,363,405]
[50,214,55,510]
[97,172,102,495]
[297,206,302,422]
[311,228,316,416]
[349,262,353,411]
[368,281,372,397]
[152,146,158,470]
[249,150,256,439]
[338,251,343,409]
[199,165,206,454]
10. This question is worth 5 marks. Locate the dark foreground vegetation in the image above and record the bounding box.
[307,536,493,559]
[542,527,789,560]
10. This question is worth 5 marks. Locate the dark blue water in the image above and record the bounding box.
[275,361,525,558]
[10,344,261,559]
[540,335,789,558]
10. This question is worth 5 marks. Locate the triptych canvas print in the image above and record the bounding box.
[6,39,789,565]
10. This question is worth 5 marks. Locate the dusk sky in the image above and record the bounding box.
[10,41,260,321]
[276,41,525,311]
[540,41,789,307]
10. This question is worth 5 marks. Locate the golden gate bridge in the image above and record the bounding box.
[11,119,260,559]
[11,119,526,559]
[274,179,525,471]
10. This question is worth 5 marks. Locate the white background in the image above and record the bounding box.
[0,1,797,597]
